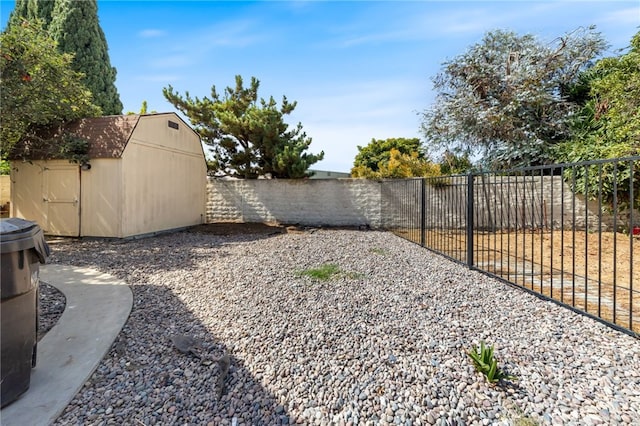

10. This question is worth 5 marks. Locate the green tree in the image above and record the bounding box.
[585,31,639,153]
[351,137,436,178]
[41,0,122,115]
[553,31,640,207]
[163,75,324,178]
[0,160,10,175]
[421,27,607,168]
[439,150,473,175]
[8,0,122,115]
[9,0,55,29]
[0,20,100,160]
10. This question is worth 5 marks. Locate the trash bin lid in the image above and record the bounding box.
[0,218,50,262]
[0,218,38,236]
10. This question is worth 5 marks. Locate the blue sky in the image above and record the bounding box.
[1,1,639,172]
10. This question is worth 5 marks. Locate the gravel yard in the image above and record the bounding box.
[44,226,640,425]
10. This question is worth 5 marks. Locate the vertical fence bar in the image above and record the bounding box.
[509,174,520,284]
[597,163,603,318]
[507,176,512,283]
[499,173,504,277]
[550,168,555,299]
[572,166,577,307]
[560,165,565,303]
[420,178,426,247]
[539,169,544,294]
[613,162,619,325]
[584,165,589,311]
[629,160,635,331]
[467,173,474,268]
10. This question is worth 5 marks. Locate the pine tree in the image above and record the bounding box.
[164,75,324,178]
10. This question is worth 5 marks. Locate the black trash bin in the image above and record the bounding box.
[1,218,50,407]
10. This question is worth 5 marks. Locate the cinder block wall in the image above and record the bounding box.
[206,178,381,228]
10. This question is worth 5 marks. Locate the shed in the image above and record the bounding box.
[9,113,207,238]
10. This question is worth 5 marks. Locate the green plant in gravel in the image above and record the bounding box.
[298,263,341,280]
[370,247,387,255]
[297,263,363,281]
[467,341,517,384]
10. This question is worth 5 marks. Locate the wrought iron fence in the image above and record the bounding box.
[381,156,640,337]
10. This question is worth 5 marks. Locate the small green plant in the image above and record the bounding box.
[297,263,341,280]
[467,341,517,384]
[297,263,364,281]
[370,247,387,255]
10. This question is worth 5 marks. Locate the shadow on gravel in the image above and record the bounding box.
[54,284,289,425]
[48,226,292,425]
[46,224,288,275]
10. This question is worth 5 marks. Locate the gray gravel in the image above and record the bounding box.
[45,227,640,425]
[38,282,66,341]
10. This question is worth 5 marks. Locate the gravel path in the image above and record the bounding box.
[45,227,640,425]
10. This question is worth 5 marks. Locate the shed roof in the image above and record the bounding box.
[67,114,140,158]
[10,112,192,160]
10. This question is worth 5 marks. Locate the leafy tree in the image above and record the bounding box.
[553,31,640,208]
[439,150,473,175]
[163,75,324,178]
[378,149,441,178]
[352,138,422,177]
[0,20,100,160]
[0,160,10,175]
[9,0,124,115]
[421,27,607,168]
[351,137,439,178]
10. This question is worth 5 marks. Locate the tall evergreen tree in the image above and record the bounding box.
[9,0,56,29]
[45,0,122,115]
[8,0,122,115]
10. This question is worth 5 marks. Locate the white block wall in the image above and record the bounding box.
[206,178,381,227]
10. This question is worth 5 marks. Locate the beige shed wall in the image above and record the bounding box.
[80,159,122,237]
[9,160,72,231]
[120,115,206,237]
[1,175,10,217]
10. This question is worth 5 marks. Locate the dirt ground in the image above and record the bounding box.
[188,222,365,236]
[397,228,639,334]
[189,222,289,236]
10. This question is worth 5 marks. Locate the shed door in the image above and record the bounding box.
[44,166,80,237]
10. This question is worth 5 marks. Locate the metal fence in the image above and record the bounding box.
[381,156,640,337]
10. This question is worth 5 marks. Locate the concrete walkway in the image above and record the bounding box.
[1,265,132,426]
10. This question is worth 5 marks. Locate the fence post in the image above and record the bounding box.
[421,178,426,247]
[466,173,474,268]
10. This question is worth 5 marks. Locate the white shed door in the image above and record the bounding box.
[44,166,80,236]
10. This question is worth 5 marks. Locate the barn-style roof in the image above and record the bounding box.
[65,114,140,158]
[10,113,190,160]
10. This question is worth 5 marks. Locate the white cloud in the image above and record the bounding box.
[138,29,167,38]
[289,78,426,172]
[149,54,193,69]
[197,19,268,48]
[599,7,640,26]
[135,74,181,83]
